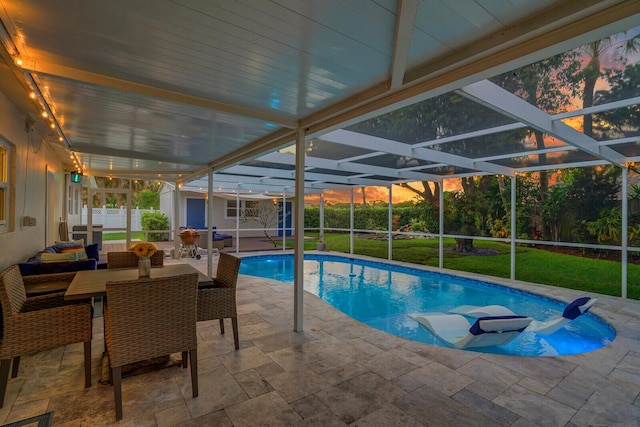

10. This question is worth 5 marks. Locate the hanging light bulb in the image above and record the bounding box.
[28,91,36,99]
[41,111,48,118]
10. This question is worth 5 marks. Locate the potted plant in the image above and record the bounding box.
[316,240,326,251]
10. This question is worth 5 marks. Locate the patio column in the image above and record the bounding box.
[388,185,392,261]
[350,188,354,255]
[319,193,324,242]
[207,168,214,277]
[173,181,180,258]
[622,166,628,298]
[510,175,516,280]
[126,183,132,248]
[282,193,286,251]
[87,184,94,246]
[235,192,240,254]
[439,180,444,269]
[294,128,306,332]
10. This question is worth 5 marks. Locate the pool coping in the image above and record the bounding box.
[237,250,640,355]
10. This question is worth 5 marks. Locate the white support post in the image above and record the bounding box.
[87,185,94,247]
[294,128,306,332]
[388,185,392,260]
[126,183,132,248]
[282,193,286,251]
[207,168,214,277]
[510,175,516,280]
[319,193,324,242]
[439,181,444,269]
[235,192,240,254]
[350,189,355,255]
[173,181,181,258]
[622,166,628,298]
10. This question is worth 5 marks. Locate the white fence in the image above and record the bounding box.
[81,206,158,232]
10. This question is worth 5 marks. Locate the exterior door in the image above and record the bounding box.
[278,201,292,236]
[186,198,206,229]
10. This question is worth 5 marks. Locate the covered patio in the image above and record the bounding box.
[1,0,640,425]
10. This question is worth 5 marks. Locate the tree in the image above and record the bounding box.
[491,51,581,238]
[348,92,524,252]
[580,31,639,136]
[594,62,640,139]
[133,190,160,209]
[240,200,289,247]
[85,177,161,208]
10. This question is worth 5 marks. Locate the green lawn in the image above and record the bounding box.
[300,233,640,300]
[103,231,145,241]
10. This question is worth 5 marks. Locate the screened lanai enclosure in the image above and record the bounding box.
[179,25,640,300]
[1,1,640,315]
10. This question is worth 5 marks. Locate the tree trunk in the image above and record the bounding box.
[264,230,277,247]
[454,238,474,253]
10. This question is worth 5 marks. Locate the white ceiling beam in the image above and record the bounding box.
[23,61,298,128]
[263,150,439,182]
[458,80,627,166]
[390,0,419,89]
[322,129,514,176]
[73,145,208,166]
[516,159,607,173]
[476,145,577,163]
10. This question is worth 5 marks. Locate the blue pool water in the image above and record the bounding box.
[239,254,615,356]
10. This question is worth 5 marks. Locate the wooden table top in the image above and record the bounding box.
[64,263,213,300]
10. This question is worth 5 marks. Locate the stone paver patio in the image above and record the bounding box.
[1,251,639,426]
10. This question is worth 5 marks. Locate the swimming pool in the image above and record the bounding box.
[239,254,615,356]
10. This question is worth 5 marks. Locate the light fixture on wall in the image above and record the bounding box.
[70,171,83,183]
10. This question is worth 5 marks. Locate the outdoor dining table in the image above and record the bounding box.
[64,263,212,384]
[64,263,213,300]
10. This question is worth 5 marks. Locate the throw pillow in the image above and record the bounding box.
[55,239,88,260]
[85,243,99,261]
[41,252,81,263]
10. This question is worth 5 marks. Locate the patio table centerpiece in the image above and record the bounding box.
[130,242,157,277]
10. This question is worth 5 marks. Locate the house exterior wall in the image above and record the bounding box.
[159,184,295,238]
[0,91,66,270]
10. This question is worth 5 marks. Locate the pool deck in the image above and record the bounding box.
[2,250,640,425]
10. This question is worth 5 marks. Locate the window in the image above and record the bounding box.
[68,183,80,215]
[225,200,260,219]
[0,139,12,233]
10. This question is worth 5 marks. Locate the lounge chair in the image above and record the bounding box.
[412,313,533,349]
[448,296,597,335]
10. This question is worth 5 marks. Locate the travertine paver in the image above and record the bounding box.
[2,252,640,426]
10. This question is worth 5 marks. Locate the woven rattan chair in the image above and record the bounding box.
[197,252,242,350]
[22,271,76,296]
[106,250,164,269]
[0,265,92,408]
[104,273,199,421]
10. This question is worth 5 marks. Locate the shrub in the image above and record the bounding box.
[140,212,170,241]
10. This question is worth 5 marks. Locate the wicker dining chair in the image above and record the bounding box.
[197,252,242,350]
[0,265,93,408]
[104,273,199,421]
[106,250,164,269]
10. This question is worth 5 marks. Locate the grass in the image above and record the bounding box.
[301,233,640,300]
[103,231,145,241]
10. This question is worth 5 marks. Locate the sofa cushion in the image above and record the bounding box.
[18,258,97,276]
